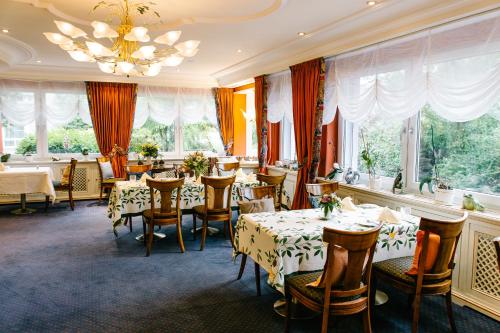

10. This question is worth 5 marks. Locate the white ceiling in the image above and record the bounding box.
[0,0,498,87]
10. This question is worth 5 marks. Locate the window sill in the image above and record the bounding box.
[338,182,500,224]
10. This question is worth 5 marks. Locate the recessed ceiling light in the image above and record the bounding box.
[36,60,42,63]
[298,32,306,37]
[367,1,377,5]
[2,29,9,33]
[237,49,242,53]
[176,68,180,72]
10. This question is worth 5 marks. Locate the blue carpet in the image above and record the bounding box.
[0,201,498,333]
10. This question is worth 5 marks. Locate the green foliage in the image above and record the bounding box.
[15,135,36,155]
[130,118,175,153]
[360,130,377,176]
[140,142,159,157]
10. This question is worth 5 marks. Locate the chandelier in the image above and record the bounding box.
[43,0,200,77]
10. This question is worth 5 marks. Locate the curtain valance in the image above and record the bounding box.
[266,71,293,124]
[325,11,500,124]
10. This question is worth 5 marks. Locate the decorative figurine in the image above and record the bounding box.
[326,163,344,181]
[392,168,404,194]
[344,168,360,185]
[463,194,485,212]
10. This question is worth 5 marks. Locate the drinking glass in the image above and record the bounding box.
[129,174,137,182]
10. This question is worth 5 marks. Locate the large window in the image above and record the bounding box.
[130,119,175,154]
[182,117,222,153]
[418,104,500,195]
[280,117,296,161]
[47,116,98,154]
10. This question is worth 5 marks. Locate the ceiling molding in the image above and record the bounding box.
[0,64,218,88]
[0,35,36,71]
[10,0,288,30]
[213,0,500,86]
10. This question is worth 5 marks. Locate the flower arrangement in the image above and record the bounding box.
[140,142,159,158]
[81,147,89,156]
[183,151,209,178]
[318,193,342,220]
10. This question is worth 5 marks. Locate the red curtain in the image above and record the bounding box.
[213,88,235,156]
[255,76,268,170]
[290,58,326,209]
[267,122,280,165]
[317,110,339,177]
[86,82,137,178]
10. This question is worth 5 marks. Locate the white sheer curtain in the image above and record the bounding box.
[331,11,500,124]
[135,86,216,128]
[0,80,37,127]
[266,70,293,123]
[42,81,91,126]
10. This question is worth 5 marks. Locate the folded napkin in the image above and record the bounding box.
[378,207,400,224]
[140,173,152,183]
[246,172,257,182]
[0,163,4,171]
[235,168,246,178]
[341,197,357,211]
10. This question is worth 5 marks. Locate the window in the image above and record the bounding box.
[130,119,175,155]
[47,116,98,154]
[280,117,296,161]
[417,104,500,195]
[182,117,223,154]
[357,117,402,177]
[245,91,258,157]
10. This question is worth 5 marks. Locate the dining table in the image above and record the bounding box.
[233,204,420,315]
[0,166,56,214]
[107,177,291,236]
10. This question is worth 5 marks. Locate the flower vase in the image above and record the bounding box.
[194,170,201,180]
[146,156,152,164]
[82,155,88,161]
[321,207,332,220]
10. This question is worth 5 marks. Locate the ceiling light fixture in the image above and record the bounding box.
[237,49,242,53]
[2,29,9,33]
[367,1,377,6]
[43,0,199,77]
[298,32,306,37]
[36,60,42,63]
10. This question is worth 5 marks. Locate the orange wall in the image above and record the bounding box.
[233,94,246,156]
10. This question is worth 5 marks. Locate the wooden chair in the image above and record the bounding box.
[305,181,339,196]
[45,158,77,211]
[216,161,240,176]
[370,213,468,333]
[96,157,125,202]
[236,184,278,296]
[256,173,286,211]
[285,224,382,333]
[151,166,178,178]
[142,178,185,256]
[494,236,500,271]
[192,175,236,251]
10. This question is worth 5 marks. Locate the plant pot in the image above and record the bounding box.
[434,188,455,205]
[82,155,89,161]
[146,156,152,164]
[368,176,382,190]
[25,155,33,163]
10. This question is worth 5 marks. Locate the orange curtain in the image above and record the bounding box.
[254,76,268,170]
[317,111,339,177]
[213,88,235,156]
[86,81,137,178]
[267,122,280,165]
[290,58,326,209]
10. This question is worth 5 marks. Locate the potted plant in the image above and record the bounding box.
[183,151,209,179]
[326,163,344,181]
[419,125,455,204]
[318,193,342,220]
[81,147,89,161]
[0,153,10,163]
[360,131,381,190]
[140,142,159,163]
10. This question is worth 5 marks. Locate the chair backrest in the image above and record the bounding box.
[305,182,339,196]
[494,236,500,271]
[239,185,276,201]
[417,213,467,279]
[216,161,240,176]
[202,175,236,212]
[68,158,78,185]
[322,224,382,295]
[147,178,185,218]
[151,166,178,178]
[256,173,286,209]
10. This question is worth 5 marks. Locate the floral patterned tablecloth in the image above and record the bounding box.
[234,206,419,294]
[107,180,290,230]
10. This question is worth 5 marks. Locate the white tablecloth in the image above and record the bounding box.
[234,206,419,294]
[0,167,56,201]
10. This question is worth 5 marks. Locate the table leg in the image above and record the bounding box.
[135,232,166,242]
[273,297,318,319]
[11,194,36,215]
[191,226,219,236]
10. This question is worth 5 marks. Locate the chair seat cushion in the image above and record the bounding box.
[286,272,361,304]
[373,256,416,284]
[193,205,205,215]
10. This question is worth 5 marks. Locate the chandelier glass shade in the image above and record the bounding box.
[43,0,200,77]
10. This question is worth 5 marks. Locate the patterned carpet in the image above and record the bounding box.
[0,201,498,333]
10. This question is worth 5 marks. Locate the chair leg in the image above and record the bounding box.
[254,262,261,296]
[237,254,247,280]
[45,195,50,212]
[142,218,147,246]
[369,275,377,321]
[193,214,197,240]
[362,308,372,333]
[99,185,103,202]
[321,305,330,333]
[200,217,208,251]
[68,189,74,210]
[146,222,154,257]
[228,220,235,249]
[284,291,292,333]
[446,290,457,333]
[223,222,228,239]
[177,220,185,253]
[411,293,422,333]
[128,217,133,232]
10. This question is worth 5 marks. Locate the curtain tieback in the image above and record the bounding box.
[109,144,128,159]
